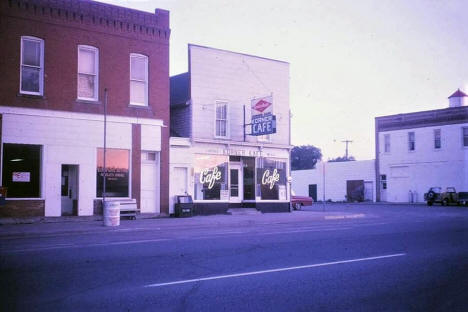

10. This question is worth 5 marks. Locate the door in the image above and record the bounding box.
[173,167,188,195]
[229,164,243,203]
[364,181,373,201]
[308,184,317,202]
[141,152,160,213]
[61,165,78,216]
[347,180,364,202]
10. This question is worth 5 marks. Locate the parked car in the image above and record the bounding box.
[291,190,313,210]
[424,187,468,206]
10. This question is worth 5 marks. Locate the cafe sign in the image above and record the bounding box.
[261,168,280,189]
[200,167,222,189]
[251,96,276,136]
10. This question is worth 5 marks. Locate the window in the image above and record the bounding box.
[194,154,228,200]
[463,127,468,147]
[380,174,387,190]
[20,36,44,95]
[130,53,148,106]
[215,101,228,137]
[96,148,129,197]
[408,132,415,151]
[384,134,390,153]
[434,129,441,149]
[77,45,99,101]
[256,158,287,200]
[2,144,41,198]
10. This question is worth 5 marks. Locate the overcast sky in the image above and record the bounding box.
[99,0,468,160]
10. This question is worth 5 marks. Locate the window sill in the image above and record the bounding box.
[76,99,101,105]
[17,93,44,99]
[128,104,150,109]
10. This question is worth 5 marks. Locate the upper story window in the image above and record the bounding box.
[215,101,228,138]
[20,36,44,95]
[130,53,148,106]
[463,127,468,147]
[408,132,415,151]
[77,45,99,101]
[434,129,441,149]
[384,134,390,153]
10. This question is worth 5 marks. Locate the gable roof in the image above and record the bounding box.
[448,89,467,98]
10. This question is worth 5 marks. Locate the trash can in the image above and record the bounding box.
[103,200,120,226]
[175,195,193,217]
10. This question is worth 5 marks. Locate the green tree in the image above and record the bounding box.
[291,145,322,170]
[328,156,356,162]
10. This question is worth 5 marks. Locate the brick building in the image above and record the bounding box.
[0,0,170,217]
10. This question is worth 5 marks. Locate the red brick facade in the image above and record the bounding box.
[0,0,170,214]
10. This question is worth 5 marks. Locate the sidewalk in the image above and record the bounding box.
[0,209,371,239]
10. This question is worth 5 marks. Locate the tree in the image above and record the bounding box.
[328,156,356,162]
[291,145,322,170]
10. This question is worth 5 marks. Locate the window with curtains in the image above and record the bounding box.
[20,36,44,95]
[77,45,99,101]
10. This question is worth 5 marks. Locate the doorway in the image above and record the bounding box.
[61,165,78,216]
[229,163,243,203]
[308,184,317,202]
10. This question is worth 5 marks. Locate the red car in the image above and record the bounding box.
[291,191,313,210]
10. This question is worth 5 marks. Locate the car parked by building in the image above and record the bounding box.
[424,187,468,206]
[291,191,313,210]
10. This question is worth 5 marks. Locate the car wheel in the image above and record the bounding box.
[442,199,448,206]
[427,191,435,199]
[427,201,433,206]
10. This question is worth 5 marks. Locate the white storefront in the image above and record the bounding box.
[170,45,291,214]
[1,106,163,216]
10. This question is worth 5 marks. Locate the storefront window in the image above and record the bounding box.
[194,154,228,200]
[2,143,41,198]
[96,148,129,197]
[256,158,287,200]
[243,157,256,200]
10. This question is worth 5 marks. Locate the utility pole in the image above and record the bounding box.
[341,139,353,160]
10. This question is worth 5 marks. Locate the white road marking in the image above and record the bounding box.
[145,253,407,288]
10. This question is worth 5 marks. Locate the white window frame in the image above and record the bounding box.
[129,53,148,106]
[384,134,390,153]
[20,36,44,95]
[408,132,415,151]
[214,101,229,138]
[77,45,99,101]
[433,129,441,149]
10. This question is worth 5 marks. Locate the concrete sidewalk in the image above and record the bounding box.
[0,209,371,239]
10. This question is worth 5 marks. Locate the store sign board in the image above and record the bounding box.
[251,113,276,136]
[13,172,30,182]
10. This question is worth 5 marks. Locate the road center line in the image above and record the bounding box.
[145,253,406,288]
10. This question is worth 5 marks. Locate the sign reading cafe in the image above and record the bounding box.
[251,96,276,136]
[199,167,222,189]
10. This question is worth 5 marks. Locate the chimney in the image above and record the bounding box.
[448,89,467,107]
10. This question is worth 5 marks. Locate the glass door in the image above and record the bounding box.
[229,164,243,203]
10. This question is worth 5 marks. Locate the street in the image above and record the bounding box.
[1,204,467,311]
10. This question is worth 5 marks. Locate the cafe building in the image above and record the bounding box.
[169,44,292,214]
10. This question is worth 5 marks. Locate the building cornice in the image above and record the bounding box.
[0,106,165,127]
[193,138,293,150]
[376,106,468,132]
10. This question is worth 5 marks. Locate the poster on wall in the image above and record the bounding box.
[278,185,286,201]
[12,172,30,182]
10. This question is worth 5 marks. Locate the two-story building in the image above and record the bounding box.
[375,90,468,202]
[170,44,292,214]
[0,0,170,217]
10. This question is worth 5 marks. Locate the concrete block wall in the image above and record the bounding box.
[292,160,376,202]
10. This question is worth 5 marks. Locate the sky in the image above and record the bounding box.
[99,0,468,160]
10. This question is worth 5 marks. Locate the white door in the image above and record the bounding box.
[229,164,243,203]
[141,152,160,213]
[173,167,188,195]
[364,181,373,201]
[61,165,78,216]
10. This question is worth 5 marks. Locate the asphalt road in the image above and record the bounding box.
[1,204,467,311]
